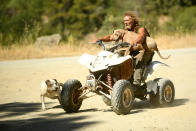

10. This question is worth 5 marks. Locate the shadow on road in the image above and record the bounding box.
[0,102,100,131]
[79,108,100,113]
[0,114,99,131]
[0,98,189,130]
[169,98,189,107]
[0,102,42,119]
[133,98,189,109]
[0,102,60,119]
[73,98,189,115]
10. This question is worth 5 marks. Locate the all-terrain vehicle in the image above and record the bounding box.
[60,41,175,115]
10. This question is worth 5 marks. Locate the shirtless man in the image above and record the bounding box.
[95,11,154,87]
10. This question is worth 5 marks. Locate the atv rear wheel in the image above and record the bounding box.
[111,80,134,115]
[61,79,83,113]
[150,78,175,106]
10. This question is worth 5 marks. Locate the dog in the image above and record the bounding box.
[112,29,170,59]
[40,79,63,110]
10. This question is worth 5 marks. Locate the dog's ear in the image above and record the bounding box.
[53,79,58,83]
[45,80,51,86]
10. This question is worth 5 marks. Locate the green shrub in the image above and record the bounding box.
[165,6,196,33]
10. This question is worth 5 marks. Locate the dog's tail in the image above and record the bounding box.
[155,48,171,59]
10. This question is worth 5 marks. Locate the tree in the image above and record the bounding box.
[0,0,43,45]
[42,0,109,40]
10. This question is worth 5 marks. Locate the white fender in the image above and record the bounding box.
[78,53,96,67]
[78,51,132,72]
[145,61,169,79]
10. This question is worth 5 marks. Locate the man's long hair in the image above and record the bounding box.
[124,11,139,32]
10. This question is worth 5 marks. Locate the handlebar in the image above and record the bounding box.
[89,40,130,52]
[88,40,106,50]
[96,40,106,50]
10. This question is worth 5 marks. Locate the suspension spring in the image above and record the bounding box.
[107,72,112,88]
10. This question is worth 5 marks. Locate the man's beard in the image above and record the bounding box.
[125,25,133,31]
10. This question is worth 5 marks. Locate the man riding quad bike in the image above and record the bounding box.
[60,40,175,115]
[60,11,174,115]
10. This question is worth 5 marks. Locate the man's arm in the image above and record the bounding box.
[133,27,150,45]
[96,35,113,42]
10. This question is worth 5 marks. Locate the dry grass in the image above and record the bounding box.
[0,33,196,61]
[0,43,100,61]
[155,33,196,49]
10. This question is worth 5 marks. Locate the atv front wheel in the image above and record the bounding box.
[111,80,134,115]
[150,78,175,106]
[61,79,83,113]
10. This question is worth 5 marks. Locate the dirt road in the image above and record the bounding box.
[0,48,196,131]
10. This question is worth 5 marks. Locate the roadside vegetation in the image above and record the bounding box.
[0,0,196,60]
